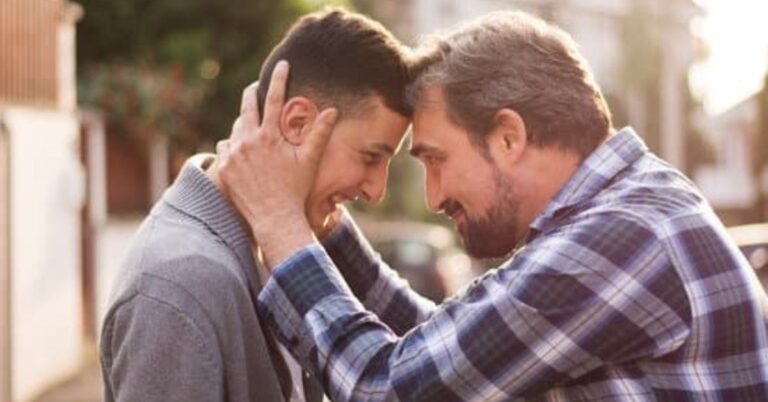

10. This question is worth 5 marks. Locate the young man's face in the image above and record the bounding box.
[411,86,521,258]
[306,95,409,229]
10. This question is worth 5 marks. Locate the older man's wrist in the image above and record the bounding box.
[250,212,317,269]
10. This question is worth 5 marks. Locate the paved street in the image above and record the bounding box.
[33,363,100,402]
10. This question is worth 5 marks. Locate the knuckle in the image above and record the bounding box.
[232,117,242,131]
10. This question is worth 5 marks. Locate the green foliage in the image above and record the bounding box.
[76,0,434,223]
[79,64,205,149]
[76,0,321,149]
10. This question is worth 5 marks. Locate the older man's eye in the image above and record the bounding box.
[423,155,441,166]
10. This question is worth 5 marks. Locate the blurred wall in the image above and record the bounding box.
[0,0,59,108]
[1,113,11,402]
[695,94,765,224]
[3,107,84,402]
[0,0,84,399]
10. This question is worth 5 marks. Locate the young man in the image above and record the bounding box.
[218,10,768,402]
[99,8,410,402]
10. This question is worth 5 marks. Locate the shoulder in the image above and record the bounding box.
[118,208,248,294]
[601,154,707,226]
[103,211,254,341]
[513,208,675,294]
[536,208,662,256]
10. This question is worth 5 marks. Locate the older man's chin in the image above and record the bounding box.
[461,220,520,260]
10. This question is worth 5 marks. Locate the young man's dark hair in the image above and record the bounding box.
[257,7,411,119]
[100,7,416,402]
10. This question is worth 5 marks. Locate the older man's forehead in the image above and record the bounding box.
[414,85,446,109]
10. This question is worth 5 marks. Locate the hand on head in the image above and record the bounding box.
[216,61,339,266]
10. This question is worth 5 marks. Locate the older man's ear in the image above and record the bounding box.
[486,108,527,169]
[280,97,319,146]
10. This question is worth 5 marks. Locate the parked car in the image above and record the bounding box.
[728,223,768,290]
[355,217,477,302]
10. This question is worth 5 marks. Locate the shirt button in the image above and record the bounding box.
[290,336,299,347]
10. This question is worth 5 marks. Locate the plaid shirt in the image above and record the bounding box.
[257,128,768,401]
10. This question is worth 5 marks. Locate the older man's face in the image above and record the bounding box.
[410,86,521,258]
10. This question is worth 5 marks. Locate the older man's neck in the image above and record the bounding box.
[515,147,581,235]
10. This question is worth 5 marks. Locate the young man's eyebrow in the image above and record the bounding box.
[369,142,395,156]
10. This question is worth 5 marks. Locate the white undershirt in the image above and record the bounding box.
[253,246,306,402]
[279,342,306,402]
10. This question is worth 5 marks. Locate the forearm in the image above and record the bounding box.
[322,209,436,334]
[257,245,528,401]
[257,245,410,401]
[248,210,317,269]
[257,220,692,402]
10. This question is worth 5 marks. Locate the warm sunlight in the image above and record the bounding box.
[692,0,768,114]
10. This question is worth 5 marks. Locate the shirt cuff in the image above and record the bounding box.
[321,208,382,299]
[257,243,356,365]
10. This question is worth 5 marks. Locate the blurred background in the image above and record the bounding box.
[0,0,767,401]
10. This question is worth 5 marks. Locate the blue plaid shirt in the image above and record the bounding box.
[257,128,768,401]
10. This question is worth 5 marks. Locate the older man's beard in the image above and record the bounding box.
[458,169,520,259]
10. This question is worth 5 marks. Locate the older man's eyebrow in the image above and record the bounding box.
[409,143,439,158]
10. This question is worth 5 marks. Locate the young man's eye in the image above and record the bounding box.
[362,152,382,165]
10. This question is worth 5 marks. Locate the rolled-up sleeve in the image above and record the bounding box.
[322,210,436,334]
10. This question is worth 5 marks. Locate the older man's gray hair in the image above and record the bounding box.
[407,11,613,159]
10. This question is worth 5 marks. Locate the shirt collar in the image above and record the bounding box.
[529,127,648,235]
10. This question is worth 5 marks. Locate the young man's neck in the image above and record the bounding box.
[205,157,270,275]
[205,158,257,240]
[204,158,223,191]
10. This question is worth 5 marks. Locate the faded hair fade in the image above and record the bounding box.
[407,11,613,159]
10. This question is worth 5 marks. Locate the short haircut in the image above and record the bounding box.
[257,7,411,119]
[407,11,613,159]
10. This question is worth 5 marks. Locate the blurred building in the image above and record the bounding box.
[0,1,91,401]
[365,0,702,171]
[695,89,768,224]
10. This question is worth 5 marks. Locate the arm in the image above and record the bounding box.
[257,213,692,401]
[215,65,690,401]
[321,208,436,335]
[101,292,223,402]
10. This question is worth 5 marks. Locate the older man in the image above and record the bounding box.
[219,11,768,402]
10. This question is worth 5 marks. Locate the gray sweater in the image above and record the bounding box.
[99,155,324,402]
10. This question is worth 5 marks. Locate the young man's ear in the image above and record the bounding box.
[280,97,319,145]
[486,108,527,167]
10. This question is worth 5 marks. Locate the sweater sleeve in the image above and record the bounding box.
[101,291,224,402]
